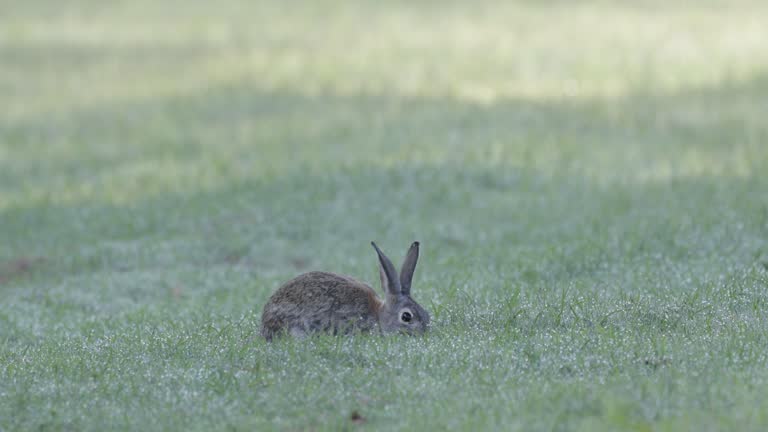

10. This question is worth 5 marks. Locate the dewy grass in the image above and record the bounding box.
[2,1,768,430]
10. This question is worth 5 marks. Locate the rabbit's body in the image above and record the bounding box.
[260,242,430,340]
[260,271,382,340]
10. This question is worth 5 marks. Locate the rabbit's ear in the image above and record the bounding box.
[372,242,402,296]
[399,241,419,295]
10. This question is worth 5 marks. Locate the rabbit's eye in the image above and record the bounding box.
[400,310,413,323]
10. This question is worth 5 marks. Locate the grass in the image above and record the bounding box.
[2,0,768,430]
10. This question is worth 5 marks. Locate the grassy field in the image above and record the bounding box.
[2,1,768,430]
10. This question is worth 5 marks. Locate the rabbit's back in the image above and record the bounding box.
[260,271,383,340]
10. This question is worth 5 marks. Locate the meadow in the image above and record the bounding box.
[2,1,768,430]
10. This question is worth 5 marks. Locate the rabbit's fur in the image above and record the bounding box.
[260,242,429,340]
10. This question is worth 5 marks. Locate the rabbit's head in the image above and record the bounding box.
[372,242,430,334]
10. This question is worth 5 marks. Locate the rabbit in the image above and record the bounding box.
[260,241,430,340]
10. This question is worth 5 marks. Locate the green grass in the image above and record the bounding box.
[2,0,768,430]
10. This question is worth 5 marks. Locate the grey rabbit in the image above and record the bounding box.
[260,241,430,340]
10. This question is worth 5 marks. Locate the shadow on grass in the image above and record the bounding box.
[2,69,768,191]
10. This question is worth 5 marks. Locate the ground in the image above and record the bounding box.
[2,1,768,430]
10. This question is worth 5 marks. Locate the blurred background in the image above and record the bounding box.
[3,0,768,305]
